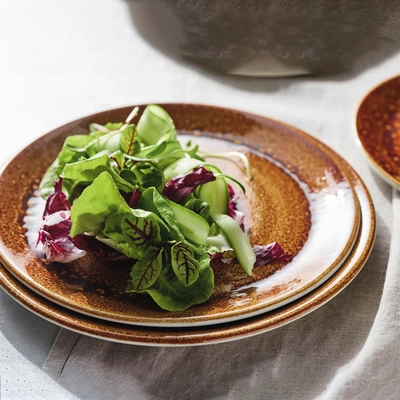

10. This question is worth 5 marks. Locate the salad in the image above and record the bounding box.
[37,105,289,311]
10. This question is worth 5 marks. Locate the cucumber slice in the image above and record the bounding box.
[165,198,210,246]
[198,176,229,216]
[212,213,255,276]
[136,105,177,145]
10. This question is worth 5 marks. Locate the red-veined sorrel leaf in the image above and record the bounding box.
[120,124,140,156]
[171,242,200,286]
[129,247,163,290]
[121,210,162,259]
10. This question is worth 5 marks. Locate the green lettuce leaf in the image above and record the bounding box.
[39,134,92,198]
[70,171,131,236]
[62,153,136,193]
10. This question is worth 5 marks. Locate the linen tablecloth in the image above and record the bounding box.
[1,1,399,399]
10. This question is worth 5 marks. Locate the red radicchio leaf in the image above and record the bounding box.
[42,178,71,219]
[37,210,125,262]
[227,184,244,227]
[38,213,71,243]
[162,166,216,203]
[37,210,87,263]
[227,184,236,216]
[253,242,291,267]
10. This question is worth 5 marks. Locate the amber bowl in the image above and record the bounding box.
[355,75,400,189]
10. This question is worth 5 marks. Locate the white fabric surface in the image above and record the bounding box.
[0,1,399,399]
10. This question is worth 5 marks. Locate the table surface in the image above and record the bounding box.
[1,1,399,399]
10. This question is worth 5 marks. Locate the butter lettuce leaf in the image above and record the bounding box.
[70,171,131,236]
[62,153,136,193]
[39,134,93,198]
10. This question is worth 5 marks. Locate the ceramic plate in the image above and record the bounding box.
[0,158,375,346]
[355,75,400,189]
[0,104,361,327]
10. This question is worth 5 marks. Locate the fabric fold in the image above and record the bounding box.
[42,328,80,381]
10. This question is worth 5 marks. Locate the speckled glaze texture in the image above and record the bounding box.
[356,75,400,188]
[0,104,370,332]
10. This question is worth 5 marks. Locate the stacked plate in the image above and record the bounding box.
[0,104,376,346]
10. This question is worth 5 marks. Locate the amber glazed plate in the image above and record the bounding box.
[0,104,365,328]
[0,157,375,346]
[355,75,400,189]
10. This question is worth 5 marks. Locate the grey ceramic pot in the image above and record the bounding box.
[131,0,400,76]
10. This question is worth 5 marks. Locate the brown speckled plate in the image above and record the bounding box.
[355,75,400,189]
[0,104,362,328]
[0,158,375,346]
